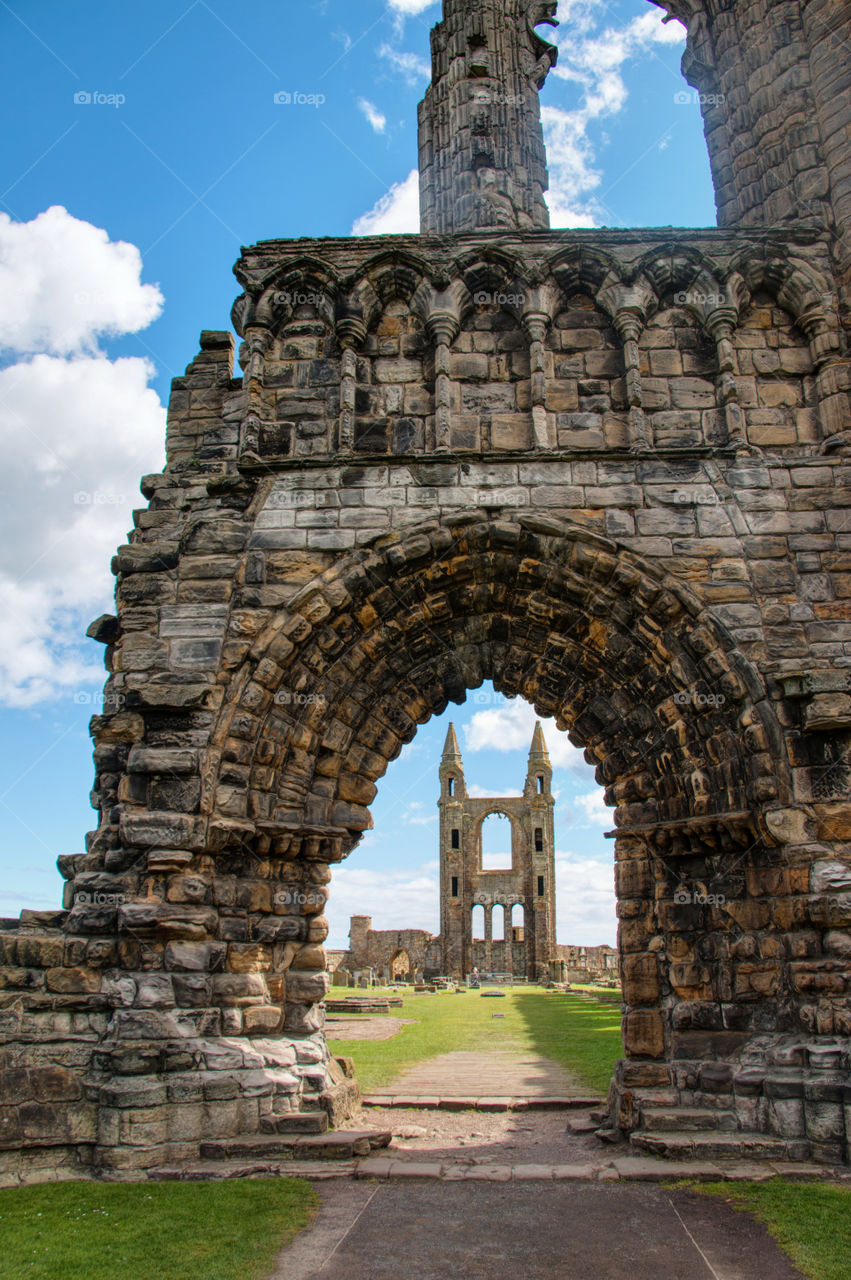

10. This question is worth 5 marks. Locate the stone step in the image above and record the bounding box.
[260,1111,329,1135]
[631,1131,792,1161]
[362,1095,602,1111]
[199,1130,392,1162]
[639,1108,738,1133]
[148,1160,356,1182]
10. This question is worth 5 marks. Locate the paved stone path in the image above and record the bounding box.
[366,1048,587,1100]
[273,1181,806,1280]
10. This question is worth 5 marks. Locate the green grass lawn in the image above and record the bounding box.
[328,986,622,1095]
[0,1178,318,1280]
[693,1181,851,1280]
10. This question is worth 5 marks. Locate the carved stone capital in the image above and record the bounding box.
[522,311,550,345]
[335,316,366,351]
[612,308,645,344]
[426,310,460,348]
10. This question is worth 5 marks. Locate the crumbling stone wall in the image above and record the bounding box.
[555,944,620,984]
[345,917,440,980]
[3,0,851,1177]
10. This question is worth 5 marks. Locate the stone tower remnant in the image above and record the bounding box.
[418,0,559,233]
[438,720,556,980]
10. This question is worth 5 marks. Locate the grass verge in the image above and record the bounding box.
[692,1180,851,1280]
[328,986,622,1095]
[0,1178,318,1280]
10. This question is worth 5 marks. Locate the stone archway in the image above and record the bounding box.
[390,949,411,982]
[190,515,815,1150]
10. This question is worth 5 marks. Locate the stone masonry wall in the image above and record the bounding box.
[1,223,850,1178]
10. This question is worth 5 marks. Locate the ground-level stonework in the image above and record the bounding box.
[335,919,619,987]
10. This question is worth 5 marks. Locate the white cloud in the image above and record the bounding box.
[575,789,614,828]
[403,801,438,826]
[463,698,586,773]
[0,208,166,707]
[467,783,522,799]
[0,206,163,357]
[543,1,686,226]
[352,169,420,235]
[325,861,440,948]
[554,851,617,945]
[378,42,431,85]
[357,97,387,134]
[387,0,437,14]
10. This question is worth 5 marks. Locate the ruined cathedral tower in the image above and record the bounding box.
[418,0,558,233]
[3,0,851,1176]
[438,721,556,980]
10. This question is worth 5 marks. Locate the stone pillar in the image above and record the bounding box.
[426,311,460,451]
[796,306,851,445]
[523,311,554,448]
[417,0,558,233]
[706,310,747,450]
[244,326,271,390]
[335,310,366,453]
[613,309,651,452]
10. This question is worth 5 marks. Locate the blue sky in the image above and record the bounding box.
[0,0,715,944]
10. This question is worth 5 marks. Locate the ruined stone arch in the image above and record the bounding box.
[638,246,724,306]
[236,257,341,336]
[479,807,517,870]
[456,248,529,316]
[210,514,788,859]
[389,948,411,980]
[548,245,621,301]
[348,250,432,317]
[726,252,835,333]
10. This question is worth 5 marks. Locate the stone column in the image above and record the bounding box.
[796,306,851,446]
[613,309,651,452]
[523,311,554,448]
[426,311,460,452]
[335,313,366,453]
[239,326,272,457]
[244,326,271,391]
[706,311,747,450]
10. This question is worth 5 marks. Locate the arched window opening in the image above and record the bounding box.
[481,811,512,870]
[510,902,525,942]
[492,903,505,941]
[472,903,485,940]
[447,777,454,796]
